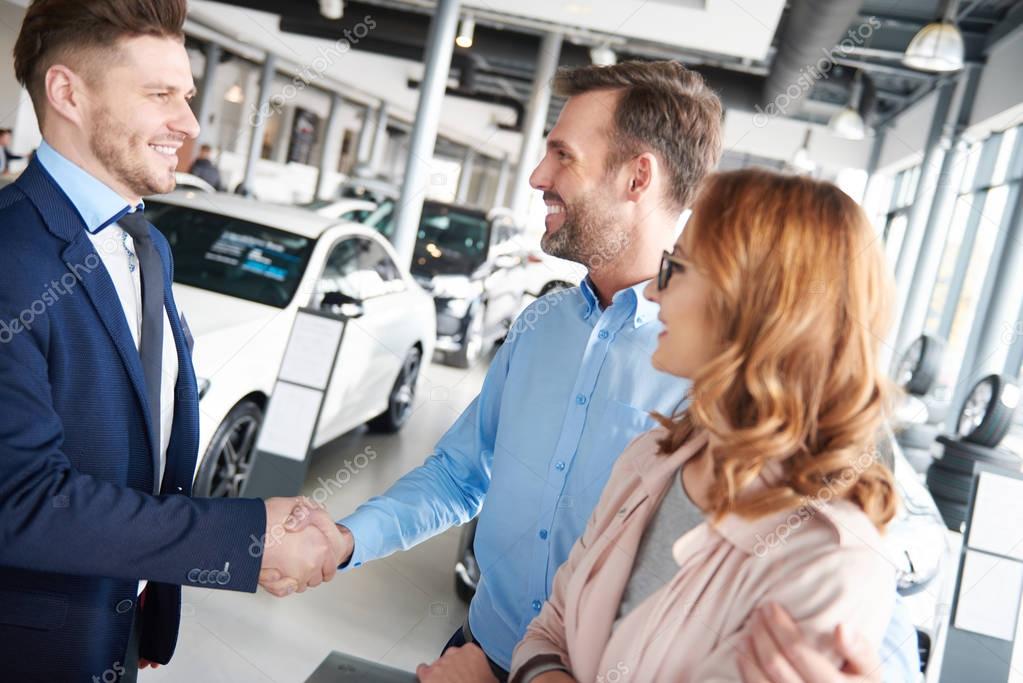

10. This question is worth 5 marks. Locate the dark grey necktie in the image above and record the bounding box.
[119,210,164,452]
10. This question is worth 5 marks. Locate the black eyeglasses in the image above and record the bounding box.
[657,250,686,290]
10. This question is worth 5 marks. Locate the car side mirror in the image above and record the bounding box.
[320,291,365,319]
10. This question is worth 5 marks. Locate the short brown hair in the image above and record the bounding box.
[13,0,187,121]
[554,60,722,211]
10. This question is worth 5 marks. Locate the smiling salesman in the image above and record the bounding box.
[0,1,345,680]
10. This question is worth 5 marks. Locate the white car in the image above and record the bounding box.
[146,192,436,497]
[299,197,378,223]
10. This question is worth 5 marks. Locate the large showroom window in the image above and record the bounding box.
[881,164,921,271]
[922,125,1023,389]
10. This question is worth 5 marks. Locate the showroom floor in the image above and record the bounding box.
[148,354,490,682]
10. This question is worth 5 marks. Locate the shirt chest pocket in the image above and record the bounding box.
[598,399,656,461]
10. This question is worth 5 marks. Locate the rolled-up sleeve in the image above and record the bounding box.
[339,338,513,569]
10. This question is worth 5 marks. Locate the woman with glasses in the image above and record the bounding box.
[508,168,898,683]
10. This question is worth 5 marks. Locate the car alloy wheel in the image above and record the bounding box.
[195,401,263,498]
[369,347,422,433]
[895,334,944,396]
[957,374,1019,448]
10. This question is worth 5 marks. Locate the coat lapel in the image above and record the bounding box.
[18,159,158,489]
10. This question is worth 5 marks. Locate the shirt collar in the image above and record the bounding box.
[35,140,143,234]
[580,276,659,328]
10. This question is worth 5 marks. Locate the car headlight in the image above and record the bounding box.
[430,275,482,301]
[198,377,211,400]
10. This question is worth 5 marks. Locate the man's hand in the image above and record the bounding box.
[739,603,882,683]
[416,644,498,683]
[258,497,349,596]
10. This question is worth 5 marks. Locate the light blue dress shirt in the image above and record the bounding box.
[339,278,919,680]
[35,141,142,231]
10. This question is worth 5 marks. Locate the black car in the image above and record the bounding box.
[366,200,529,368]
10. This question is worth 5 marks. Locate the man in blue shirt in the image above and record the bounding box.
[336,61,918,683]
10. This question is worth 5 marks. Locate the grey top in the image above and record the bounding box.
[521,468,704,682]
[614,467,705,629]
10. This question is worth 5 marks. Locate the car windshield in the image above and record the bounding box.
[364,201,490,277]
[146,200,314,308]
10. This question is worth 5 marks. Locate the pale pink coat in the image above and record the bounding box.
[510,428,895,683]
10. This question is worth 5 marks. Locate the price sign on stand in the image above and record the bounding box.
[242,308,347,499]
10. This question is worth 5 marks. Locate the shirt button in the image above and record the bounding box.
[555,461,566,471]
[532,600,542,612]
[598,330,609,340]
[576,394,587,405]
[539,529,548,540]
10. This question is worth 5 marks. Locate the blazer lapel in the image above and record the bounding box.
[18,159,158,489]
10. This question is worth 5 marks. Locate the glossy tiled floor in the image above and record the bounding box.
[148,355,490,682]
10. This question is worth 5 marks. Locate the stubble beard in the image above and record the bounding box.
[88,104,176,199]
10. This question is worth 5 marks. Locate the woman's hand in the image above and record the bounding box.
[416,644,499,683]
[739,603,881,683]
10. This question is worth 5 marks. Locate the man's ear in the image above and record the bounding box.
[625,152,657,201]
[44,64,88,128]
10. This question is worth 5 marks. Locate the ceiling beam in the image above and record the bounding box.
[985,1,1023,54]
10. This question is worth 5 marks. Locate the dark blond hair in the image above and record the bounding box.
[13,0,187,123]
[657,169,897,530]
[553,60,723,211]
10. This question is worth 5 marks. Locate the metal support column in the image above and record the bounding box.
[194,42,221,147]
[893,67,981,359]
[240,54,277,196]
[890,78,958,345]
[936,135,1003,339]
[455,147,475,204]
[949,134,1023,425]
[493,154,511,207]
[508,32,563,223]
[367,101,390,176]
[390,0,462,265]
[316,93,345,200]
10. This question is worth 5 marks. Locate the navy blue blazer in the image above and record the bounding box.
[0,159,267,679]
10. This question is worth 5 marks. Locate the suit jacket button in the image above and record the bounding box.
[115,599,134,614]
[188,568,200,582]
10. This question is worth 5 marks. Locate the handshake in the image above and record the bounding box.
[257,497,355,597]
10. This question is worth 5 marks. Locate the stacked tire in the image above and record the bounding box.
[893,335,946,472]
[926,374,1021,531]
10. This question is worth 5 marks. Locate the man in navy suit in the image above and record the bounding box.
[0,1,348,679]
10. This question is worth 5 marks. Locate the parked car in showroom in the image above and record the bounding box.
[299,196,378,223]
[364,199,529,368]
[146,192,435,498]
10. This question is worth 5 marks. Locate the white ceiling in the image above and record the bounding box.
[461,0,786,61]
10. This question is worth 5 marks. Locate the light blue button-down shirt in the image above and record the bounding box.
[35,141,142,231]
[339,278,918,679]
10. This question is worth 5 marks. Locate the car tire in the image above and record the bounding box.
[193,400,263,498]
[895,334,944,396]
[935,435,1021,474]
[925,464,973,503]
[449,305,486,369]
[539,280,574,297]
[896,423,940,451]
[369,347,422,433]
[932,494,969,532]
[957,374,1020,448]
[454,519,479,604]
